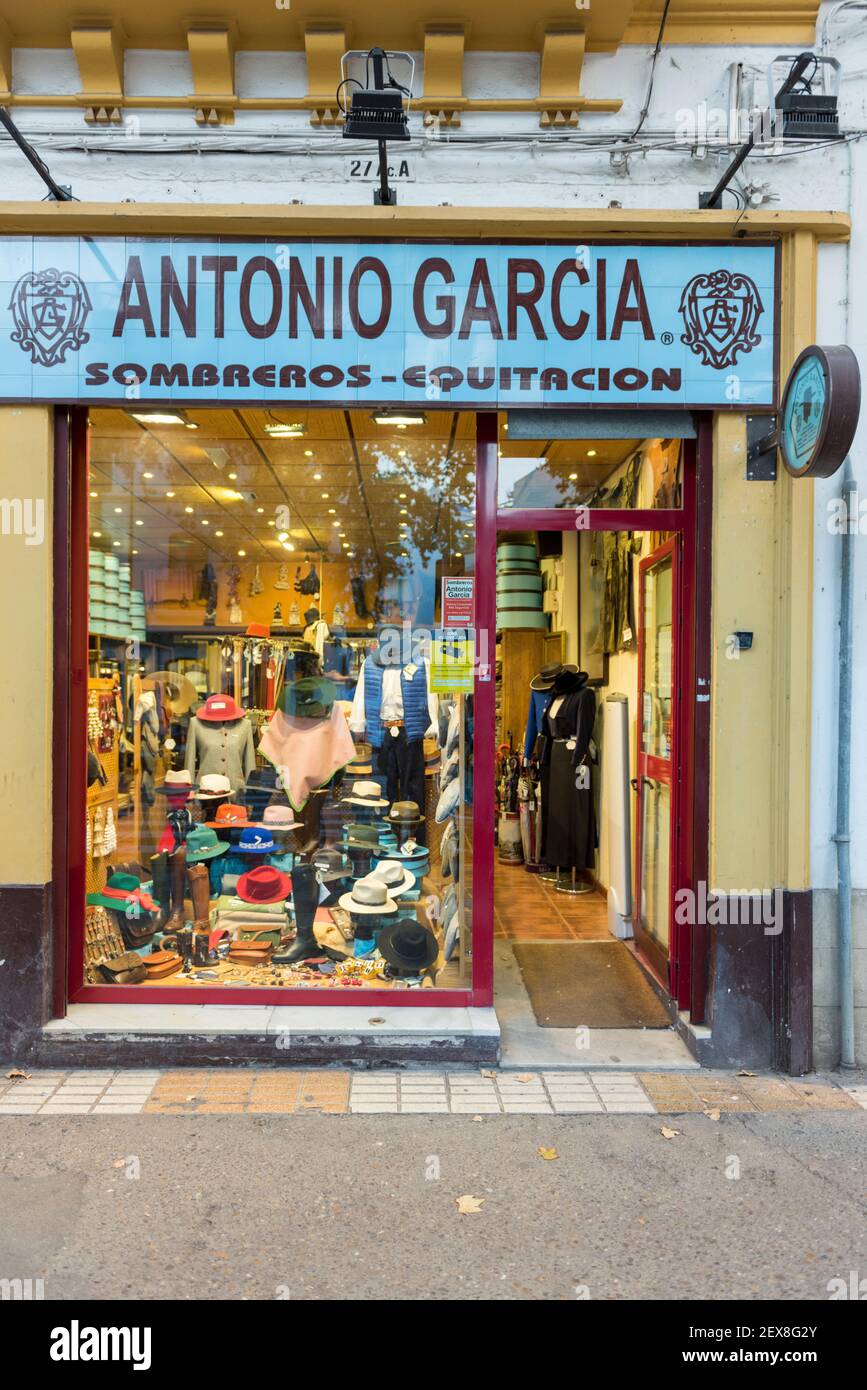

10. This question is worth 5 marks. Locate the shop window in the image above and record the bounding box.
[81,407,476,994]
[497,420,685,513]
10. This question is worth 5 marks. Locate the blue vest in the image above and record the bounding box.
[364,659,429,748]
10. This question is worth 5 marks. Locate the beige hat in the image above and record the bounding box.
[338,875,398,916]
[339,779,389,809]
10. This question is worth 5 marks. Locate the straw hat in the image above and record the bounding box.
[338,876,398,916]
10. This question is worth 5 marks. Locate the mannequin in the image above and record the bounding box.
[303,606,330,658]
[185,693,256,795]
[349,639,438,831]
[539,668,596,873]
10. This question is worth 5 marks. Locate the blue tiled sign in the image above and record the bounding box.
[0,238,779,408]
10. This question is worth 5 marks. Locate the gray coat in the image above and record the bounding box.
[185,716,257,792]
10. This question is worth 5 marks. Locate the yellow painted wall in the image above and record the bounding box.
[0,406,53,885]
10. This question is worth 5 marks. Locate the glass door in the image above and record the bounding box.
[633,539,679,988]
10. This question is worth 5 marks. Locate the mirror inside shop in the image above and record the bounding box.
[84,408,475,991]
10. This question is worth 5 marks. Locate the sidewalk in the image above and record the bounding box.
[1,1068,864,1117]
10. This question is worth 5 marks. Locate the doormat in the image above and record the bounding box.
[512,941,672,1029]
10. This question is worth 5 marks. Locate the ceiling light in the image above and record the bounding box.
[455,551,462,558]
[185,506,194,514]
[135,519,143,526]
[238,549,246,557]
[399,492,407,499]
[129,410,189,426]
[264,420,306,438]
[569,472,578,480]
[114,506,122,514]
[201,519,209,526]
[587,449,597,458]
[228,472,238,480]
[304,449,314,457]
[132,549,138,555]
[113,541,121,547]
[268,519,275,527]
[92,531,102,538]
[89,490,97,498]
[165,490,175,498]
[282,541,295,551]
[215,530,224,537]
[332,520,340,527]
[278,531,289,542]
[256,507,264,514]
[321,492,329,499]
[371,410,427,427]
[400,508,407,515]
[342,543,349,549]
[313,472,322,480]
[142,471,153,479]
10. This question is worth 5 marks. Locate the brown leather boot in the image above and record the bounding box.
[188,861,212,931]
[165,844,188,933]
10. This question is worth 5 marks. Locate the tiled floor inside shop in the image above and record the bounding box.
[494,861,610,941]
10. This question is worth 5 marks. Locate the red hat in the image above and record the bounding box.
[246,622,271,639]
[235,864,292,905]
[196,693,246,722]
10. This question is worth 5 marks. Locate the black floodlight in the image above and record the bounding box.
[770,53,840,140]
[339,48,415,206]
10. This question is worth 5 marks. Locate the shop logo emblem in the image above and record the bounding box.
[8,267,92,368]
[678,269,763,369]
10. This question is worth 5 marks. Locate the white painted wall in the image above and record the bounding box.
[1,7,866,901]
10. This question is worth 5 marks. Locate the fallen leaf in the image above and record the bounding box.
[455,1194,485,1215]
[472,1115,483,1123]
[637,1215,647,1225]
[111,1159,126,1170]
[736,1069,756,1077]
[515,1073,536,1084]
[538,1146,559,1161]
[6,1069,30,1081]
[659,1125,681,1140]
[703,1107,721,1122]
[480,1069,497,1080]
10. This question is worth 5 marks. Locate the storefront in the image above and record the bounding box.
[0,203,848,1069]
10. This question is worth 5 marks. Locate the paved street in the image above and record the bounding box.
[0,1071,865,1301]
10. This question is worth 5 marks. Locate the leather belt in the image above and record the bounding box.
[382,719,405,728]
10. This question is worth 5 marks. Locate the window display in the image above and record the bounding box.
[82,408,475,992]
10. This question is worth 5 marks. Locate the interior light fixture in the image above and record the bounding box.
[569,472,578,480]
[370,410,427,427]
[201,519,209,526]
[304,449,314,457]
[114,506,122,514]
[165,490,175,498]
[238,549,246,557]
[587,449,597,458]
[129,409,198,429]
[215,530,224,537]
[113,540,121,547]
[278,531,289,542]
[142,471,153,479]
[184,506,194,514]
[265,422,307,438]
[135,519,143,526]
[228,472,238,480]
[92,531,102,538]
[282,541,295,551]
[313,472,322,481]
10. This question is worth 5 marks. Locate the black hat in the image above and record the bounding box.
[530,662,578,692]
[377,919,439,974]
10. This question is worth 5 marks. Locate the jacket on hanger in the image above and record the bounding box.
[185,716,256,792]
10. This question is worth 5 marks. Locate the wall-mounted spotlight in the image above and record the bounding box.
[339,48,414,207]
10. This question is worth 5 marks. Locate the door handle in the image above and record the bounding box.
[630,777,639,792]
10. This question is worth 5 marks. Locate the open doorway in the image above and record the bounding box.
[492,420,699,1063]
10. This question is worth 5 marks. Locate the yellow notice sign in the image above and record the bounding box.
[430,631,474,694]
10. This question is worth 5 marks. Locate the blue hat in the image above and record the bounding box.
[234,826,277,855]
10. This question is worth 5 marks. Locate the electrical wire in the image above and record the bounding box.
[628,0,674,140]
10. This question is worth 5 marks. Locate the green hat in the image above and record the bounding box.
[280,675,336,720]
[337,823,382,850]
[86,871,158,915]
[185,825,229,862]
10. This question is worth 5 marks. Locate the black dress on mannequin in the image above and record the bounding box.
[540,669,597,871]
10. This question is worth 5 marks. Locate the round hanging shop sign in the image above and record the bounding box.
[779,345,861,479]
